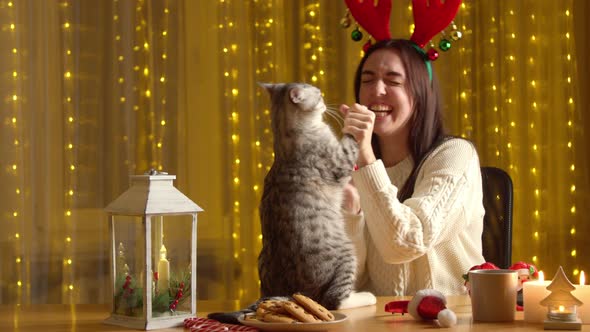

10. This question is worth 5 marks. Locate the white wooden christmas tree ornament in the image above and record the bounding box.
[541,266,583,330]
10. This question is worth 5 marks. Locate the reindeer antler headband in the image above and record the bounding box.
[341,0,463,79]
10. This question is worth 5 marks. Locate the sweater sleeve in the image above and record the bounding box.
[351,138,480,264]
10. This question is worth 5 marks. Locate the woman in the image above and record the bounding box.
[341,39,485,296]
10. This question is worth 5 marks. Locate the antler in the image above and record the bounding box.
[344,0,392,41]
[410,0,462,48]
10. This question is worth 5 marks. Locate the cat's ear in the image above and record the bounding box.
[258,82,282,95]
[289,87,306,104]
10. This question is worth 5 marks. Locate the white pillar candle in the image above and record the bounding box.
[524,271,551,323]
[573,271,590,324]
[157,245,170,293]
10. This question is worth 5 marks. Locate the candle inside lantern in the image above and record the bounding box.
[157,245,170,293]
[524,271,551,323]
[573,270,590,324]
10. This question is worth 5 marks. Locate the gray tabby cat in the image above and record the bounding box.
[257,82,376,310]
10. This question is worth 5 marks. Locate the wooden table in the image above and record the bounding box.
[0,296,587,331]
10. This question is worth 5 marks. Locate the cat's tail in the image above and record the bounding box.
[207,296,290,324]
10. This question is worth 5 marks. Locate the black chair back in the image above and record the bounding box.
[480,166,513,269]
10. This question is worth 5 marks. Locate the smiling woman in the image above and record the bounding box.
[357,46,420,166]
[340,38,485,296]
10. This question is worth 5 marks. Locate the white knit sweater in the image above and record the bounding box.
[344,138,485,296]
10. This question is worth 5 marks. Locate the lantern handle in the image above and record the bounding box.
[145,168,169,175]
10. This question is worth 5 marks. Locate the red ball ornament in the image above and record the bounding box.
[363,40,372,52]
[426,47,439,61]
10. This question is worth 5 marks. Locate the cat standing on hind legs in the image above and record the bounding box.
[257,82,376,310]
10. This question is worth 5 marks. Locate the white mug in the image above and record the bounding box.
[469,269,519,322]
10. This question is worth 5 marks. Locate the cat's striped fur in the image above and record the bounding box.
[257,82,376,310]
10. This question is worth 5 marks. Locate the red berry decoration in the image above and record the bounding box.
[426,47,439,61]
[363,40,372,52]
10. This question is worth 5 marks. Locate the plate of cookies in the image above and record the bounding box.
[238,293,348,331]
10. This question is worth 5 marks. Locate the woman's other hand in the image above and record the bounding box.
[341,103,376,167]
[342,181,361,215]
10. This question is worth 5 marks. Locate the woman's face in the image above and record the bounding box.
[358,48,414,139]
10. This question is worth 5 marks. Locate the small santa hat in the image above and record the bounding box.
[385,289,457,328]
[509,261,538,278]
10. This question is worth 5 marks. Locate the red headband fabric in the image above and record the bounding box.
[344,0,392,41]
[344,0,462,48]
[411,0,462,48]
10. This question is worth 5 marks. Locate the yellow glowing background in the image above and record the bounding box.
[0,0,589,309]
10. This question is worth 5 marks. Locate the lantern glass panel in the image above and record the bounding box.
[112,215,145,318]
[150,214,193,317]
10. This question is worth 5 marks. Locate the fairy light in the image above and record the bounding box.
[562,2,579,275]
[504,6,519,182]
[152,0,170,171]
[4,0,27,304]
[483,3,503,165]
[128,0,158,172]
[60,0,75,303]
[219,0,245,300]
[251,0,278,277]
[302,1,324,86]
[525,3,543,269]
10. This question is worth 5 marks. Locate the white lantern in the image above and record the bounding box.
[104,170,202,330]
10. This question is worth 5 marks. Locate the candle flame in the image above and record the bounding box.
[581,271,585,285]
[538,270,544,282]
[159,245,168,259]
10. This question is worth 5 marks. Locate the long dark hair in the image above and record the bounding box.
[353,39,447,201]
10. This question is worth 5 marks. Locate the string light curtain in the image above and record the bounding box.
[434,0,588,278]
[0,0,183,304]
[0,0,27,303]
[188,0,590,308]
[58,0,75,303]
[0,0,589,308]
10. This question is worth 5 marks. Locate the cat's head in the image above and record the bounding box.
[260,82,326,131]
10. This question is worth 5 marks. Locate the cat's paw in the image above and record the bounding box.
[337,291,377,309]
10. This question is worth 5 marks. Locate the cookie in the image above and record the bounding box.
[257,300,288,314]
[256,306,272,319]
[243,314,259,321]
[282,300,320,323]
[260,311,298,323]
[292,293,335,321]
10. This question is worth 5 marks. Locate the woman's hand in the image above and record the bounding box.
[342,181,361,215]
[340,103,376,167]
